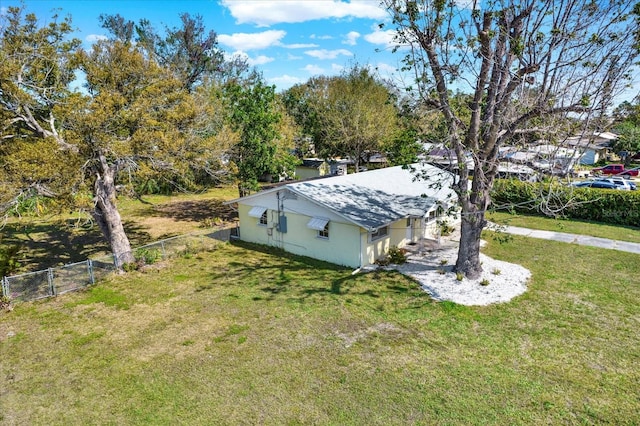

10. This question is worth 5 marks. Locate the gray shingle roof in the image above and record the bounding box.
[286,163,456,230]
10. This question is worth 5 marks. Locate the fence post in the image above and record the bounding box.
[48,268,56,297]
[1,276,8,297]
[161,241,166,259]
[88,259,95,285]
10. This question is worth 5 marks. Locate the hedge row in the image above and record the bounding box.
[491,179,640,227]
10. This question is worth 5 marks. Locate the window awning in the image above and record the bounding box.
[248,206,268,218]
[307,217,329,231]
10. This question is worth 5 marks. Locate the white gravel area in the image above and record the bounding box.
[394,245,531,306]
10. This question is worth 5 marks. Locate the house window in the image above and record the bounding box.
[406,218,412,227]
[307,217,330,238]
[317,223,329,239]
[370,226,388,241]
[427,206,444,222]
[259,210,268,226]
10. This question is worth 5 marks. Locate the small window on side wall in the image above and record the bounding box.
[259,210,268,226]
[317,223,329,239]
[370,226,388,241]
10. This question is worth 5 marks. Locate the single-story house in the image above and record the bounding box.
[226,163,458,269]
[294,158,349,180]
[565,132,616,165]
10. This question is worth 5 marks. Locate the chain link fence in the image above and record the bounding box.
[1,228,232,303]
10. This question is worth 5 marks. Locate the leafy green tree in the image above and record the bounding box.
[0,7,83,213]
[385,0,639,278]
[1,7,235,268]
[611,99,640,165]
[281,80,324,155]
[612,121,640,165]
[284,66,399,171]
[223,75,296,197]
[99,13,240,92]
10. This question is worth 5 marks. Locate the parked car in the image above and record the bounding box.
[570,180,621,190]
[595,176,636,191]
[591,164,639,178]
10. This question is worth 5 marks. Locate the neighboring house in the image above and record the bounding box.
[566,132,616,165]
[226,163,458,269]
[501,143,580,176]
[294,158,348,180]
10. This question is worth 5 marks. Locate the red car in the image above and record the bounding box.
[591,164,639,178]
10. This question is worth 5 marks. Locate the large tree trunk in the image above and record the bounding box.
[92,153,134,269]
[454,153,494,280]
[455,209,486,280]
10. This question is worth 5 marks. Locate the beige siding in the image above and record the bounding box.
[237,191,460,269]
[360,218,410,266]
[237,202,362,268]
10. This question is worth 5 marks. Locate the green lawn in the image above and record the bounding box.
[488,211,640,243]
[1,237,639,424]
[1,187,238,274]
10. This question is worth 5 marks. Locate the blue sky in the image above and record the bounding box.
[2,0,400,92]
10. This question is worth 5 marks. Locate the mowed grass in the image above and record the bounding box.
[488,210,640,243]
[1,187,238,273]
[1,236,639,424]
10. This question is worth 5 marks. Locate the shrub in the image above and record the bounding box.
[135,247,162,266]
[480,278,490,286]
[437,220,455,236]
[387,246,408,264]
[491,179,640,227]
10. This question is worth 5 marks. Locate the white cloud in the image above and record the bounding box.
[343,31,361,46]
[221,0,386,26]
[375,62,397,74]
[288,53,304,60]
[218,30,286,51]
[331,63,345,72]
[303,64,325,74]
[284,43,319,49]
[247,55,275,67]
[229,51,274,67]
[305,49,353,60]
[310,34,334,40]
[364,27,397,48]
[269,74,305,89]
[86,34,108,43]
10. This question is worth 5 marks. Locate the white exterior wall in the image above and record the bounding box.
[237,192,362,268]
[360,218,416,266]
[579,149,597,165]
[236,190,461,269]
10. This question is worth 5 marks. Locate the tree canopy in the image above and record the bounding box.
[0,6,238,267]
[384,0,640,278]
[284,65,404,170]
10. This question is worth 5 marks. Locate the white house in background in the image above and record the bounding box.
[566,132,617,165]
[294,158,349,180]
[225,163,458,269]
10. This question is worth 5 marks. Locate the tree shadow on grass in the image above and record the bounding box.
[151,199,237,223]
[2,219,154,274]
[211,241,429,304]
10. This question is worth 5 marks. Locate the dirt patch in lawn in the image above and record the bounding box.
[153,199,236,224]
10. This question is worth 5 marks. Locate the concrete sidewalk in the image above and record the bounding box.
[487,223,640,255]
